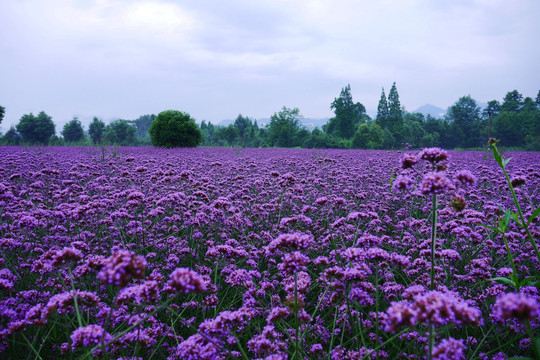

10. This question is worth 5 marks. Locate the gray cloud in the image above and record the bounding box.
[0,0,538,131]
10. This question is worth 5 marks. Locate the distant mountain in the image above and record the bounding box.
[412,104,446,119]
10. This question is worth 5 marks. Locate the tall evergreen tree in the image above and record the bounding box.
[387,82,404,145]
[376,87,389,130]
[0,105,4,125]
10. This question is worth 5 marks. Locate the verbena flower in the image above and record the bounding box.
[432,337,466,360]
[392,175,415,192]
[70,324,113,349]
[418,147,449,163]
[455,170,476,186]
[277,251,310,275]
[165,267,207,294]
[97,250,147,288]
[492,292,540,323]
[419,172,455,196]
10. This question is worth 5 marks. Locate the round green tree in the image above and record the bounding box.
[149,110,202,148]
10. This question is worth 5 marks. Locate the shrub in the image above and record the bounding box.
[149,110,202,148]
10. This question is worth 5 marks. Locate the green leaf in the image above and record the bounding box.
[477,223,501,234]
[519,275,540,287]
[503,209,521,227]
[490,277,517,287]
[507,357,533,360]
[526,206,540,226]
[502,157,512,167]
[491,147,504,167]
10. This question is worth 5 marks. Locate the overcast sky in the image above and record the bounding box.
[1,0,539,130]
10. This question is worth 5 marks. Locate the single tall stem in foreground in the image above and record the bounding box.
[429,193,438,360]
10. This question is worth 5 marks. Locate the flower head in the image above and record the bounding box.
[455,170,476,186]
[165,267,207,294]
[492,292,539,323]
[71,324,112,349]
[400,154,418,169]
[420,172,455,196]
[277,251,310,275]
[432,337,466,360]
[97,250,146,287]
[418,147,449,163]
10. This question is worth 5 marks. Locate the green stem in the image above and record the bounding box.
[429,193,438,360]
[501,233,519,290]
[525,319,540,360]
[430,193,438,291]
[493,144,540,263]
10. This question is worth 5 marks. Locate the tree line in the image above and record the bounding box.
[1,85,539,149]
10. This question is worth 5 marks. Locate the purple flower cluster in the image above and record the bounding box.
[1,146,539,358]
[165,267,207,294]
[97,250,147,287]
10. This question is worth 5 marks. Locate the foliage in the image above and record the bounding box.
[1,147,539,359]
[15,111,56,145]
[1,126,21,145]
[130,114,156,140]
[149,110,202,148]
[387,82,404,143]
[376,87,389,129]
[0,105,4,125]
[104,119,137,146]
[61,117,85,142]
[445,95,482,148]
[89,117,106,144]
[268,107,305,147]
[325,84,367,139]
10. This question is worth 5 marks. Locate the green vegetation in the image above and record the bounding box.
[149,110,201,148]
[1,88,539,149]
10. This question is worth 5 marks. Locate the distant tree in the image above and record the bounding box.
[0,105,4,125]
[326,85,366,139]
[2,126,21,145]
[131,114,156,139]
[16,111,56,144]
[501,90,524,113]
[446,95,482,148]
[89,117,106,144]
[387,82,404,144]
[233,114,252,147]
[105,120,137,145]
[376,87,389,130]
[149,110,201,148]
[402,113,426,149]
[62,117,85,142]
[215,125,238,146]
[268,107,303,147]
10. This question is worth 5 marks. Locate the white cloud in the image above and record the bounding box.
[0,0,538,129]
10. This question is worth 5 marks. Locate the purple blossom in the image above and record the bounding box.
[419,172,455,196]
[432,337,466,360]
[165,267,207,294]
[97,250,147,287]
[70,324,113,350]
[492,292,540,323]
[455,169,476,186]
[277,251,310,275]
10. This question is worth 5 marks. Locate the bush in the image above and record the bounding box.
[149,110,202,148]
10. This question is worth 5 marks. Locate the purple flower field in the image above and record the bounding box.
[1,146,539,359]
